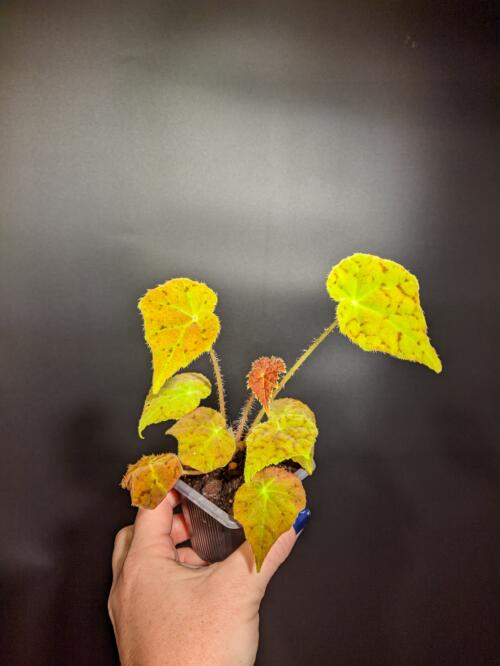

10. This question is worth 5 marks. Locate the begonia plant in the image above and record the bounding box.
[121,253,442,571]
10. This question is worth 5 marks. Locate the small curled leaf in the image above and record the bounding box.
[326,253,442,373]
[120,453,183,510]
[244,398,318,482]
[138,372,212,438]
[139,278,221,394]
[233,467,306,572]
[166,406,236,473]
[246,356,286,413]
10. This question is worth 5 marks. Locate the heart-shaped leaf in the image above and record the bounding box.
[139,278,221,394]
[233,467,306,572]
[138,372,212,439]
[166,406,236,473]
[120,453,183,509]
[326,253,442,373]
[246,356,286,413]
[244,398,318,482]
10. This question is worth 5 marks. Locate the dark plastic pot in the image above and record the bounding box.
[175,466,312,563]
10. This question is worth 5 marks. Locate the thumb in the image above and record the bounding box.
[258,508,311,584]
[129,490,180,556]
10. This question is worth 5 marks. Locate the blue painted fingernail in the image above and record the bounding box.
[293,507,311,534]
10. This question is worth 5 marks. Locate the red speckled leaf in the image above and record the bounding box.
[244,398,318,482]
[139,278,221,394]
[326,253,442,373]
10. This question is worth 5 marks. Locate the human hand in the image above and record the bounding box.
[108,490,310,666]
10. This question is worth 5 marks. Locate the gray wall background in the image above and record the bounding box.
[1,1,497,664]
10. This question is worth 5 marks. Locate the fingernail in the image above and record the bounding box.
[293,507,311,534]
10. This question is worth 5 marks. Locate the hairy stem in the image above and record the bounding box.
[234,394,256,447]
[249,318,338,429]
[209,348,227,424]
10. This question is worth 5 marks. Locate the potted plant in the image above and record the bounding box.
[120,252,442,571]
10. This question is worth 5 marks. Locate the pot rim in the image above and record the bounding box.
[175,462,314,530]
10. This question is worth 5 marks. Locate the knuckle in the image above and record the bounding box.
[113,525,133,549]
[107,585,121,624]
[107,591,115,620]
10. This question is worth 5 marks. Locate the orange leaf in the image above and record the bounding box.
[246,356,286,413]
[120,453,183,509]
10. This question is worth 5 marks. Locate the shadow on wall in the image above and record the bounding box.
[49,405,132,666]
[48,406,131,666]
[259,447,418,666]
[432,405,498,485]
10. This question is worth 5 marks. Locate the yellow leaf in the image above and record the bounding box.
[120,453,183,509]
[326,253,442,373]
[244,398,318,482]
[166,406,236,473]
[233,467,306,572]
[138,372,212,439]
[139,278,221,394]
